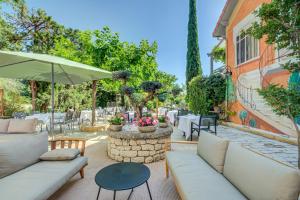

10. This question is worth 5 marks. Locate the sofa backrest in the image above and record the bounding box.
[0,132,48,178]
[197,132,229,173]
[0,119,37,134]
[223,143,300,200]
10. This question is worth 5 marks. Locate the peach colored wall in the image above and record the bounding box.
[263,70,290,88]
[225,0,287,134]
[229,100,283,134]
[226,0,273,82]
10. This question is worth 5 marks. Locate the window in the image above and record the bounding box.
[236,32,258,65]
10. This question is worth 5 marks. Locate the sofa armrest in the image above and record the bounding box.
[49,138,86,156]
[165,141,198,151]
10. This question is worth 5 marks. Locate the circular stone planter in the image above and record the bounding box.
[80,124,108,132]
[106,126,172,164]
[109,124,123,131]
[138,126,156,133]
[159,123,168,128]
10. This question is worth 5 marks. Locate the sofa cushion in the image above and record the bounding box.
[40,149,80,161]
[7,119,37,133]
[197,132,229,173]
[0,132,48,178]
[166,151,246,200]
[0,156,88,200]
[0,119,10,133]
[223,143,300,200]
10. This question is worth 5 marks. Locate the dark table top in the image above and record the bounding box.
[95,162,150,191]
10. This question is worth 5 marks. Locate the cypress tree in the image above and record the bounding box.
[186,0,202,88]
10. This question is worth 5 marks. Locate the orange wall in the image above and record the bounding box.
[225,0,288,134]
[226,0,273,82]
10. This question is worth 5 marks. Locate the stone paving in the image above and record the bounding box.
[173,125,298,167]
[56,124,298,167]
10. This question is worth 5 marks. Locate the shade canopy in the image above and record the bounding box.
[0,50,112,84]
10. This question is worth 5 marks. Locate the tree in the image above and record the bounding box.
[186,0,202,89]
[2,3,64,111]
[211,46,225,64]
[205,73,226,108]
[188,76,209,114]
[248,0,300,168]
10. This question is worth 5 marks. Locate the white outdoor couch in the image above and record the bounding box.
[0,119,88,200]
[166,132,300,200]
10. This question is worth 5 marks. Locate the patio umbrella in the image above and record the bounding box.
[0,50,112,134]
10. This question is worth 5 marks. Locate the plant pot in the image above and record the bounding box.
[159,122,168,128]
[138,126,156,133]
[109,124,123,132]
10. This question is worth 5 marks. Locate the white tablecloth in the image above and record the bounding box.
[26,113,50,124]
[80,110,95,123]
[178,114,200,140]
[126,111,135,122]
[167,110,178,124]
[25,112,65,125]
[158,107,168,116]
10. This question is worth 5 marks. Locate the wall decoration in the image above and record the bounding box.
[239,110,248,125]
[249,118,257,128]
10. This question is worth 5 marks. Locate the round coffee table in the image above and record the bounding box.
[95,162,152,200]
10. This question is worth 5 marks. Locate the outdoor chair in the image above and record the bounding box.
[190,115,217,141]
[13,112,27,119]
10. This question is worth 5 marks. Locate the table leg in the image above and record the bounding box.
[113,190,116,200]
[127,188,134,200]
[146,181,152,200]
[96,187,101,200]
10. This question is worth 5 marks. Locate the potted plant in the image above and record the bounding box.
[108,114,125,131]
[136,116,158,133]
[158,115,169,128]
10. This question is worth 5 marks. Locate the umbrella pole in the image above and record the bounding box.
[51,63,54,140]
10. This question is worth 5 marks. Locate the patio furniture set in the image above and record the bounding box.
[166,109,218,140]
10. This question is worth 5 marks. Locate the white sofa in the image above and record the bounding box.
[166,132,300,200]
[0,119,88,200]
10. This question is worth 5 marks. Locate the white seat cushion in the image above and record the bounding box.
[0,156,88,200]
[197,132,229,173]
[166,151,246,200]
[224,143,300,200]
[40,149,80,161]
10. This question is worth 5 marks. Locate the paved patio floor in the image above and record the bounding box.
[175,125,298,167]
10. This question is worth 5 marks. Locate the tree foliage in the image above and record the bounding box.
[188,76,209,114]
[205,73,226,107]
[211,46,225,64]
[186,0,202,87]
[248,0,299,71]
[0,0,177,114]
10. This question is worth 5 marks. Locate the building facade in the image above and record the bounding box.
[213,0,299,137]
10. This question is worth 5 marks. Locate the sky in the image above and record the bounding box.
[25,0,227,84]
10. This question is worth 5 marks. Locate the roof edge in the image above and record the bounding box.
[213,0,238,38]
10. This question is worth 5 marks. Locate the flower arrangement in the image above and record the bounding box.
[108,115,125,125]
[157,115,169,128]
[136,116,158,133]
[136,116,157,127]
[157,115,168,123]
[108,114,126,131]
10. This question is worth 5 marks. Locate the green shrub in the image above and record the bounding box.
[205,73,226,107]
[188,76,210,114]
